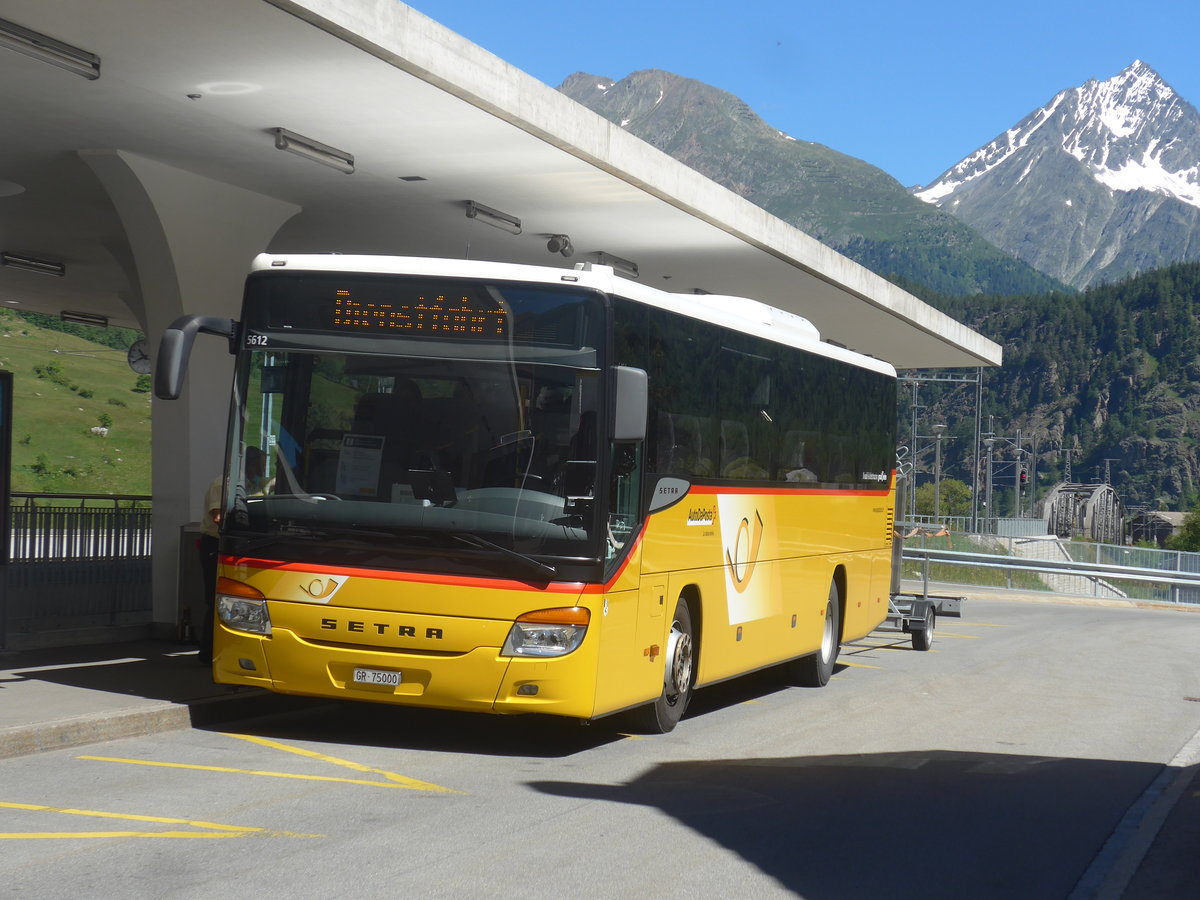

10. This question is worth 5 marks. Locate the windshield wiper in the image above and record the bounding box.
[452,533,557,581]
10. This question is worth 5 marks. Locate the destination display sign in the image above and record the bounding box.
[328,289,509,339]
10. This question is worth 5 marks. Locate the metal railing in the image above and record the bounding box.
[2,493,154,648]
[901,531,1200,607]
[9,492,152,561]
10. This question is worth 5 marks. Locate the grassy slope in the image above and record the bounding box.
[0,309,152,494]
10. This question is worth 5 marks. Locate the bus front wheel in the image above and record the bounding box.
[635,599,695,734]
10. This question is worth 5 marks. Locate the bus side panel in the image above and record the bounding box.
[842,547,891,643]
[591,586,661,717]
[638,486,892,685]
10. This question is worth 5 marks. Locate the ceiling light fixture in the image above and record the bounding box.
[60,310,108,328]
[465,200,521,235]
[546,234,574,257]
[594,251,639,279]
[1,252,65,276]
[0,16,100,80]
[270,127,354,174]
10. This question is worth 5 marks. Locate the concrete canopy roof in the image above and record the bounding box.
[0,0,1001,369]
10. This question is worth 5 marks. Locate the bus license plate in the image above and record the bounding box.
[353,667,401,687]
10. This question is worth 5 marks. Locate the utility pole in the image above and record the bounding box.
[1103,458,1119,485]
[897,369,982,527]
[1012,428,1022,518]
[933,424,946,521]
[909,380,922,519]
[984,436,995,532]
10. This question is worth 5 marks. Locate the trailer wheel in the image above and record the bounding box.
[633,599,695,733]
[789,581,840,687]
[911,607,935,651]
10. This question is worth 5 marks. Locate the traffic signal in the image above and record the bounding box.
[1019,466,1028,489]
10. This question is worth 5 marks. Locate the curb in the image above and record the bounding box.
[0,689,319,761]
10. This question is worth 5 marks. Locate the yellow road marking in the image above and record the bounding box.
[930,631,979,639]
[79,755,448,792]
[971,623,1009,627]
[839,660,883,669]
[222,732,461,794]
[0,801,320,840]
[3,831,242,839]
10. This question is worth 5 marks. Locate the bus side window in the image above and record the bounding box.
[658,412,713,477]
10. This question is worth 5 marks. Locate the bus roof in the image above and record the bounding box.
[250,253,897,379]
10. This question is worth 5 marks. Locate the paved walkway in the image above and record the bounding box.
[0,639,309,759]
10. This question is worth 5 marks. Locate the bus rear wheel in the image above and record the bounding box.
[634,599,695,734]
[788,581,840,687]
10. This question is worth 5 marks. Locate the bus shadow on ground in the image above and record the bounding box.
[529,749,1163,900]
[205,662,806,759]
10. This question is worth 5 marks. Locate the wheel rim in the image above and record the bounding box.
[664,618,693,700]
[819,600,835,662]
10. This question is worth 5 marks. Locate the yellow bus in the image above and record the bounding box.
[158,254,897,732]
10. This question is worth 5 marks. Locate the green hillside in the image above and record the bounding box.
[908,262,1200,512]
[0,309,151,495]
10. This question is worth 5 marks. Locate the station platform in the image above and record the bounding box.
[0,639,305,760]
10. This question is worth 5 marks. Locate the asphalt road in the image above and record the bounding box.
[3,597,1200,899]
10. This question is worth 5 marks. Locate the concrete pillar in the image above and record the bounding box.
[78,150,299,630]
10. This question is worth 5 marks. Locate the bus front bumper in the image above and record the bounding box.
[212,626,599,718]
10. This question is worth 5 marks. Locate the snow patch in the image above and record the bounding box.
[1092,151,1200,207]
[914,92,1066,204]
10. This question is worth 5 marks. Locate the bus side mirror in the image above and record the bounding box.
[154,315,238,400]
[612,366,647,442]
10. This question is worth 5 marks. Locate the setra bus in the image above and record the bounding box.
[157,253,897,732]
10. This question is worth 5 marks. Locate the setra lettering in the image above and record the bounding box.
[317,618,443,640]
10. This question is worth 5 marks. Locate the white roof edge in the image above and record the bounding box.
[264,0,1001,369]
[251,252,896,376]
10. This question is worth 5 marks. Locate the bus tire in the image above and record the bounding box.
[634,598,695,734]
[911,608,935,651]
[788,581,840,687]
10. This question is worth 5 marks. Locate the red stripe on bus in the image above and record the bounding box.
[686,485,892,497]
[220,532,643,595]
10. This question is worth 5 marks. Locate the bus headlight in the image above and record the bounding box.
[216,576,271,636]
[502,607,589,658]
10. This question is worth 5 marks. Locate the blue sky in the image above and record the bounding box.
[408,0,1199,188]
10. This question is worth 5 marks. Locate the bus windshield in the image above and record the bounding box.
[226,275,608,575]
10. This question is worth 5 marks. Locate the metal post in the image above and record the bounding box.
[909,381,920,521]
[1029,435,1038,519]
[972,367,982,533]
[984,438,994,534]
[933,424,945,522]
[1013,427,1022,519]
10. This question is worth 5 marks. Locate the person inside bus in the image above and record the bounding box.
[196,474,223,665]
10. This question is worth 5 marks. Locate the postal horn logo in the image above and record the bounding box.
[299,577,340,601]
[725,510,764,594]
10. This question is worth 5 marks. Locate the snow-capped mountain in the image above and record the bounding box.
[915,61,1200,288]
[559,70,1063,297]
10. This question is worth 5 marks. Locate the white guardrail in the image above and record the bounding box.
[901,534,1200,606]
